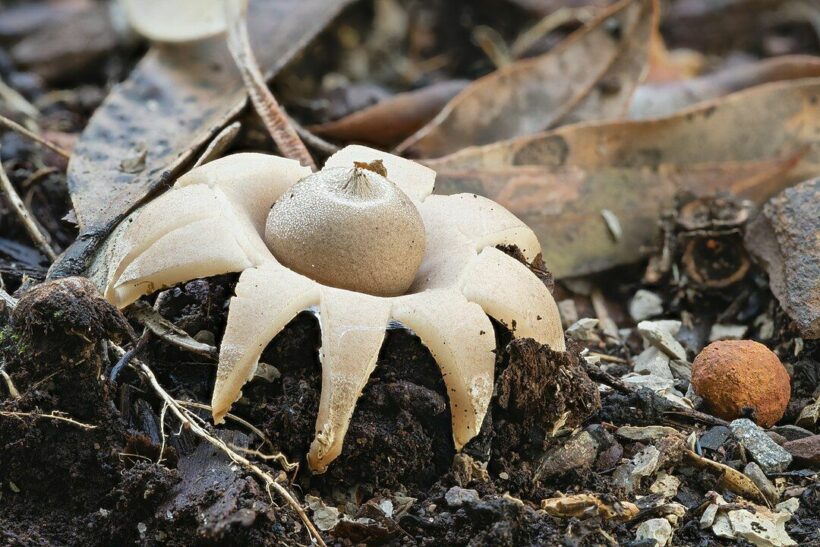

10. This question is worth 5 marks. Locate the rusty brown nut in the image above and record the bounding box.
[691,340,790,428]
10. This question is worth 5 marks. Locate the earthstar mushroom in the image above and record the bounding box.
[103,145,565,472]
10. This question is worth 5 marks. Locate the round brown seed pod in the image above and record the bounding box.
[265,162,426,297]
[691,340,790,428]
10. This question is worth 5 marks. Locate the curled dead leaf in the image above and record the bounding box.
[428,79,820,277]
[631,55,820,118]
[396,0,658,158]
[309,80,469,148]
[541,493,639,521]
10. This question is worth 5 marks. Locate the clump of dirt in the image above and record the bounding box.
[10,276,130,361]
[399,494,562,545]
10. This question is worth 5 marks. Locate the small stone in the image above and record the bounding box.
[633,347,674,379]
[622,373,676,392]
[775,498,800,515]
[649,473,681,499]
[743,462,778,504]
[535,431,598,481]
[557,299,578,328]
[700,503,720,528]
[629,290,664,321]
[595,442,623,471]
[638,320,687,360]
[613,445,661,493]
[709,324,748,342]
[699,426,732,451]
[137,522,147,535]
[636,518,673,546]
[782,435,820,465]
[771,425,814,442]
[498,472,509,480]
[731,419,793,473]
[306,495,341,531]
[445,487,479,507]
[669,359,692,381]
[767,431,788,445]
[566,318,600,342]
[726,509,796,547]
[617,426,682,442]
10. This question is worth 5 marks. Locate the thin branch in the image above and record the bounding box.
[0,114,70,159]
[224,3,316,170]
[0,148,58,261]
[110,344,326,547]
[0,287,18,309]
[289,115,340,156]
[0,410,97,430]
[177,399,297,472]
[131,303,217,359]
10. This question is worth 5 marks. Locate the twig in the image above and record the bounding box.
[110,344,326,547]
[0,147,58,261]
[224,2,316,170]
[177,400,296,472]
[0,287,18,309]
[289,115,340,156]
[511,6,597,58]
[0,410,97,430]
[0,114,70,159]
[0,78,39,120]
[583,361,728,427]
[131,303,217,359]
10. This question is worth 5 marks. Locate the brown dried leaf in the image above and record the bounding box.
[396,0,658,158]
[541,493,639,520]
[684,450,768,505]
[631,55,820,119]
[428,79,820,278]
[54,0,352,277]
[309,80,469,148]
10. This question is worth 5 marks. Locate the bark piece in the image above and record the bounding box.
[746,178,820,339]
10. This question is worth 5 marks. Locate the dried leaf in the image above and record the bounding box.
[396,0,658,158]
[428,79,820,278]
[53,0,352,278]
[541,493,639,520]
[630,55,820,119]
[685,450,768,505]
[309,80,469,148]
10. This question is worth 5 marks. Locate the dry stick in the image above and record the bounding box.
[0,148,58,261]
[0,114,70,159]
[225,5,316,171]
[0,410,97,430]
[177,400,297,472]
[109,345,326,546]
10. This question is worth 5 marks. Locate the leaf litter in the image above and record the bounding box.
[1,0,819,546]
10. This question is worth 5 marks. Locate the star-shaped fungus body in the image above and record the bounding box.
[103,145,565,473]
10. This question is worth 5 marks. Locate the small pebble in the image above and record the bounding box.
[445,486,479,507]
[638,320,687,361]
[629,290,664,321]
[782,435,820,465]
[731,419,793,473]
[636,518,673,546]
